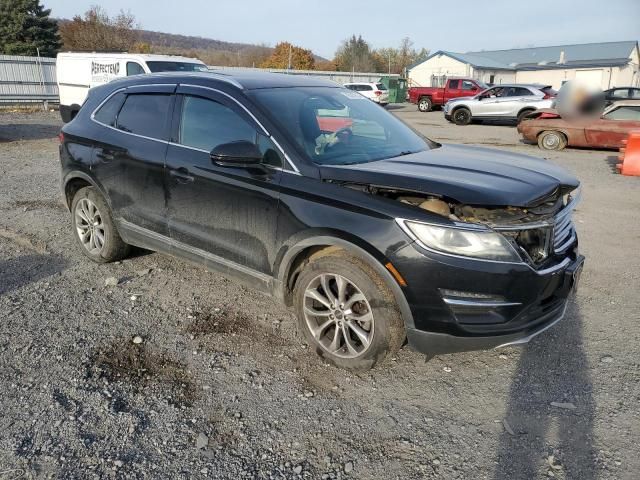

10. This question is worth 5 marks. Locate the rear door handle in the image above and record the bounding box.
[169,167,194,184]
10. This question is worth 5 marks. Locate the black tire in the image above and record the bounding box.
[537,130,567,151]
[517,109,534,124]
[452,107,472,125]
[418,97,432,112]
[70,186,130,263]
[293,252,405,370]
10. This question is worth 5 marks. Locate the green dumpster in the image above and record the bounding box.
[379,77,408,103]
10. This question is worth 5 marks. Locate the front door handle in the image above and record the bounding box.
[169,167,194,184]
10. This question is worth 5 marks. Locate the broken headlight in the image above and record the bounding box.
[399,220,521,262]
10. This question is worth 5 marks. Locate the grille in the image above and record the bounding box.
[553,207,576,253]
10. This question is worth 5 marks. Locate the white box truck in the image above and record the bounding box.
[56,52,208,122]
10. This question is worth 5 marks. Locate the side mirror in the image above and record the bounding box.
[210,141,263,167]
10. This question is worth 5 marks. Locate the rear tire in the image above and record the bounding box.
[418,97,432,112]
[537,130,567,151]
[71,187,130,263]
[517,109,534,124]
[452,107,472,125]
[293,252,405,370]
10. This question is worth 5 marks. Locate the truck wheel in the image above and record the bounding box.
[537,130,567,151]
[452,107,472,125]
[517,109,535,124]
[293,252,405,370]
[418,97,432,112]
[71,186,130,263]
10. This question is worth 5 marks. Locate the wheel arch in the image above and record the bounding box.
[274,232,415,329]
[62,171,109,210]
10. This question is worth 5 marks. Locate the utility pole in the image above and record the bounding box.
[388,52,391,74]
[288,44,292,70]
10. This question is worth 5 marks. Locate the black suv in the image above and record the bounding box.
[60,71,584,370]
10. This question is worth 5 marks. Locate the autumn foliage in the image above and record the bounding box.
[261,42,315,70]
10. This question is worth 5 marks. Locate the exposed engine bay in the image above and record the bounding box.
[341,183,576,266]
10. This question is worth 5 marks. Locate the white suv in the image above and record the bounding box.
[443,84,556,125]
[344,82,389,105]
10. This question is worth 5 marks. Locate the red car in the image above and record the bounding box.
[408,78,487,112]
[518,101,640,150]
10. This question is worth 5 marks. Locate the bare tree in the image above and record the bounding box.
[59,6,139,51]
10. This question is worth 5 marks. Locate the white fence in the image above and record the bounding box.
[0,54,58,107]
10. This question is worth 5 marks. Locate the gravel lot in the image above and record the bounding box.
[0,105,638,479]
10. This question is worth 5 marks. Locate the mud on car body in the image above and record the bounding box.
[59,71,584,370]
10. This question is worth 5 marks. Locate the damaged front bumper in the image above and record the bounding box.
[391,239,584,356]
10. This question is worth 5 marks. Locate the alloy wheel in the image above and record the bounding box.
[75,198,106,254]
[303,273,374,359]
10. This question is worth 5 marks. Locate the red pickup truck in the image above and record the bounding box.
[409,78,488,112]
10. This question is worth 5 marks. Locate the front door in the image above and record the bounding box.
[165,85,284,275]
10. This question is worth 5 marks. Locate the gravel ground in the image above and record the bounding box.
[0,106,638,479]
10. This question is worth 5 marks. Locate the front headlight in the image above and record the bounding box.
[400,220,521,262]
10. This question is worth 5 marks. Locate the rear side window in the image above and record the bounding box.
[94,91,125,126]
[514,87,534,96]
[376,83,387,91]
[360,85,373,91]
[126,62,145,76]
[116,94,172,139]
[448,80,460,89]
[345,85,357,91]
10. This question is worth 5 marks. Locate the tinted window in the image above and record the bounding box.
[94,91,125,126]
[126,62,145,76]
[179,95,256,150]
[345,85,357,91]
[360,85,373,91]
[609,89,629,99]
[179,95,282,167]
[376,83,387,91]
[249,87,432,166]
[116,94,172,139]
[448,80,460,89]
[514,87,534,96]
[631,89,640,99]
[146,61,208,72]
[604,106,640,121]
[461,80,476,90]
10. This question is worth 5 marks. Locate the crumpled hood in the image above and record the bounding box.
[319,144,580,207]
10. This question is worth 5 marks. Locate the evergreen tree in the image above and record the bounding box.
[0,0,60,56]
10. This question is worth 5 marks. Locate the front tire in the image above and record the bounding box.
[537,130,567,151]
[452,107,472,125]
[294,252,405,370]
[418,97,432,112]
[71,186,130,263]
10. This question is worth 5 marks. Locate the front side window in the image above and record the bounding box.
[178,95,283,167]
[116,94,172,139]
[461,80,475,90]
[630,89,640,99]
[94,91,125,126]
[603,106,640,121]
[249,87,433,166]
[610,89,629,99]
[126,62,145,76]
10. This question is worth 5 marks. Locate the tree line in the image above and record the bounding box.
[0,1,429,75]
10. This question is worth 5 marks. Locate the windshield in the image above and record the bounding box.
[249,87,432,165]
[146,61,208,73]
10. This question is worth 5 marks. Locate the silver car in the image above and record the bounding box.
[443,84,556,125]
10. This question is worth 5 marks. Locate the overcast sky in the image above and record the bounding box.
[45,0,640,59]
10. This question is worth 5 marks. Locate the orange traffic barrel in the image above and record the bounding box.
[617,131,640,176]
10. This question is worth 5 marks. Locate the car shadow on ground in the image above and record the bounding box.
[0,123,60,142]
[494,301,597,479]
[0,253,68,296]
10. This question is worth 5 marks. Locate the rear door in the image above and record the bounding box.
[164,85,283,275]
[498,86,538,116]
[91,84,175,236]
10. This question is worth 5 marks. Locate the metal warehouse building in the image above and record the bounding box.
[408,41,640,90]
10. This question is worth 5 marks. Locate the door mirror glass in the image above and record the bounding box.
[210,141,263,167]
